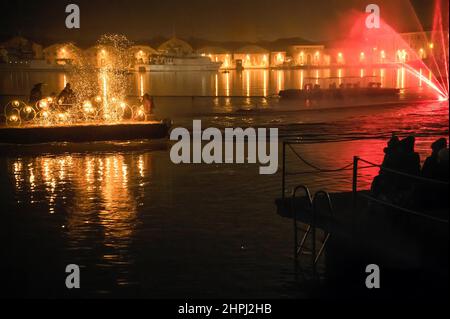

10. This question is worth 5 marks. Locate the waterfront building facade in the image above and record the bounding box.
[1,31,445,70]
[43,43,82,66]
[234,45,270,69]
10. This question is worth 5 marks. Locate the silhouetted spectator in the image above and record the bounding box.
[438,148,449,180]
[422,138,447,179]
[58,83,76,105]
[29,83,43,105]
[142,94,154,119]
[394,136,421,206]
[397,136,420,185]
[371,134,400,198]
[417,139,449,209]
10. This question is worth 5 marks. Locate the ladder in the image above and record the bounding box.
[292,185,334,274]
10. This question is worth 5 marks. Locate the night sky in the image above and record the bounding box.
[0,0,440,46]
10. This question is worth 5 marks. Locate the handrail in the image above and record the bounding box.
[292,185,313,262]
[282,140,356,198]
[285,165,375,176]
[281,140,449,225]
[358,158,449,186]
[287,143,354,172]
[353,156,449,224]
[359,192,448,224]
[312,191,334,268]
[291,186,334,274]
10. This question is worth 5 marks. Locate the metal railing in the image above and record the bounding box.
[292,185,334,274]
[281,138,372,199]
[352,156,449,224]
[281,138,449,225]
[283,140,449,277]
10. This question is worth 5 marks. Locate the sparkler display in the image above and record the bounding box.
[3,35,148,127]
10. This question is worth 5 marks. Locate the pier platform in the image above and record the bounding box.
[0,121,170,144]
[275,191,448,297]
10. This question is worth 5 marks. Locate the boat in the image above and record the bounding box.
[279,84,400,100]
[135,54,222,72]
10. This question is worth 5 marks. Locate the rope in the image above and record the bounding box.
[358,158,449,186]
[282,143,448,224]
[286,165,375,176]
[359,193,449,224]
[287,143,354,172]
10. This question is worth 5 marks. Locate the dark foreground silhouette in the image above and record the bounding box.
[371,135,449,210]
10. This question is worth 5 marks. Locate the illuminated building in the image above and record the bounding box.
[234,45,270,69]
[157,37,194,55]
[0,36,43,62]
[43,43,82,66]
[129,45,158,68]
[288,45,329,66]
[270,51,287,67]
[84,45,115,68]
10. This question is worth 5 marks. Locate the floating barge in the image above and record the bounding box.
[279,87,400,100]
[0,121,170,144]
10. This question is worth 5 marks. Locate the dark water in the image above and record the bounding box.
[0,69,448,298]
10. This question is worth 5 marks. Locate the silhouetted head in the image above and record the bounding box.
[65,83,71,89]
[400,136,415,153]
[431,138,447,154]
[34,83,43,89]
[387,134,399,149]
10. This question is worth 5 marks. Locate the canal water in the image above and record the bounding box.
[0,69,448,298]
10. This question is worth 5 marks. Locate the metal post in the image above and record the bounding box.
[312,208,316,275]
[293,208,298,262]
[352,156,359,236]
[352,156,359,201]
[282,141,286,199]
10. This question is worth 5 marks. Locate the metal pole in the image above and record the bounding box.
[282,141,286,199]
[352,156,359,236]
[312,207,316,275]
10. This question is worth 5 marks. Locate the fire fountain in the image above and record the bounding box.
[337,0,449,101]
[281,0,449,102]
[0,35,170,144]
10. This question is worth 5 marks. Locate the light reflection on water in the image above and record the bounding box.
[0,68,448,297]
[8,153,153,292]
[4,126,447,297]
[0,67,437,98]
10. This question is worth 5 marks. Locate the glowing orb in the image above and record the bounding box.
[83,101,93,108]
[39,100,49,109]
